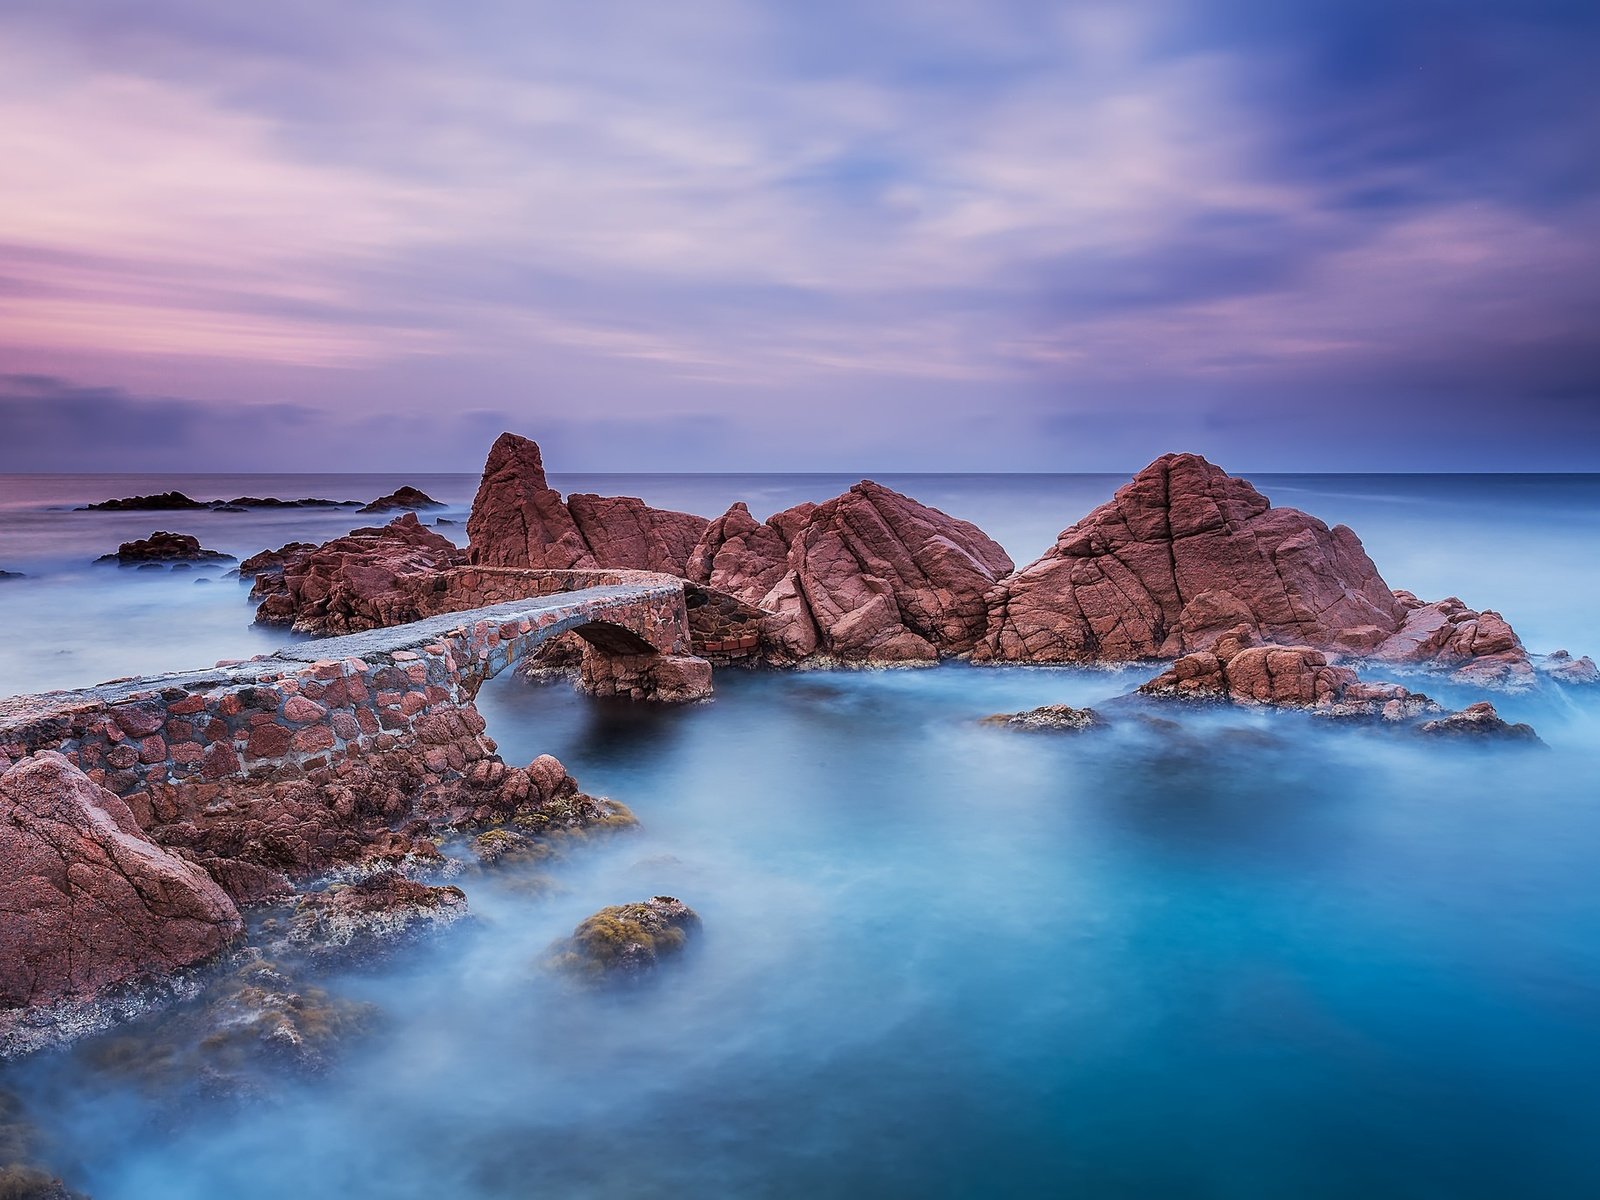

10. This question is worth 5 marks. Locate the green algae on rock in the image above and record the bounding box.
[545,896,700,983]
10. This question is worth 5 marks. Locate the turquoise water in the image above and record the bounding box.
[4,473,1600,1197]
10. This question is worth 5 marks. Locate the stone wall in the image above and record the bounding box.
[0,583,709,897]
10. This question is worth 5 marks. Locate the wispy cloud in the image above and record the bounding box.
[0,0,1596,468]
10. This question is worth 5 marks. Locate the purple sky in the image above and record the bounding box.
[2,0,1597,472]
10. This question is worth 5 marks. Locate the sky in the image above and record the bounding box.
[1,0,1597,472]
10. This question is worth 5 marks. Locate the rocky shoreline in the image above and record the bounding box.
[4,431,1596,1075]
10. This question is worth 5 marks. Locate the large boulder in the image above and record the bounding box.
[979,454,1405,665]
[253,513,466,633]
[691,482,1014,662]
[466,432,708,573]
[0,751,241,1015]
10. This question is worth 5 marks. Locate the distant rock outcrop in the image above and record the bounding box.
[467,433,707,574]
[0,751,242,1015]
[96,531,235,565]
[253,514,466,633]
[78,490,209,511]
[358,486,445,514]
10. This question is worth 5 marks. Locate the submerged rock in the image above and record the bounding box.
[981,704,1105,732]
[286,870,468,954]
[95,531,235,566]
[0,752,242,1027]
[358,485,445,514]
[80,956,378,1099]
[1535,649,1600,686]
[0,1090,86,1200]
[1416,702,1542,743]
[545,896,700,983]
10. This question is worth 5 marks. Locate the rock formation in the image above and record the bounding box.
[79,490,208,511]
[359,485,444,514]
[979,454,1404,665]
[286,870,468,953]
[253,514,466,633]
[467,433,707,574]
[80,492,361,511]
[980,704,1104,732]
[688,483,1014,662]
[1417,701,1541,742]
[1136,627,1439,718]
[0,751,242,1014]
[545,895,700,983]
[238,541,316,599]
[97,531,235,566]
[977,453,1556,688]
[1369,593,1533,689]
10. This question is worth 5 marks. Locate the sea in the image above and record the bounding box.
[2,471,1599,1199]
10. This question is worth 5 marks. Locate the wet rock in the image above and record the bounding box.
[1416,702,1542,743]
[470,828,545,866]
[358,485,445,514]
[0,1164,81,1199]
[0,1091,86,1200]
[78,490,208,511]
[95,531,235,565]
[1370,593,1535,690]
[81,956,377,1098]
[467,432,707,573]
[0,752,242,1017]
[0,570,24,581]
[980,704,1105,732]
[252,514,466,633]
[1136,630,1446,721]
[1535,649,1600,686]
[285,870,468,954]
[545,896,700,983]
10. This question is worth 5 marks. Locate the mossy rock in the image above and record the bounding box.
[544,896,700,983]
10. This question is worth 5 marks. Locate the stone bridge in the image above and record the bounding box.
[0,577,711,891]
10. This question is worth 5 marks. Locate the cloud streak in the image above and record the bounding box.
[0,0,1596,469]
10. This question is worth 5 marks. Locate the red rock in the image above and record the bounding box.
[0,751,241,1011]
[690,482,1013,662]
[282,696,327,724]
[253,514,466,634]
[1370,595,1535,689]
[466,432,708,572]
[246,724,292,759]
[980,454,1405,665]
